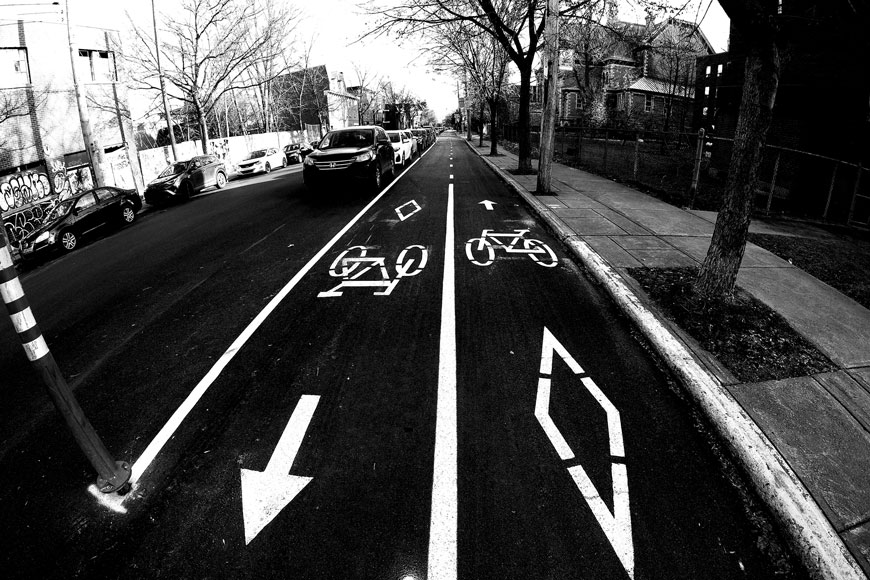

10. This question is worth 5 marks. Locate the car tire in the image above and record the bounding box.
[215,171,227,189]
[120,204,136,225]
[281,157,286,168]
[371,164,382,193]
[59,229,78,252]
[264,162,271,174]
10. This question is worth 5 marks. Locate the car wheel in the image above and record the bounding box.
[215,171,227,189]
[120,205,136,224]
[371,164,382,192]
[281,157,286,168]
[264,162,272,174]
[59,229,78,252]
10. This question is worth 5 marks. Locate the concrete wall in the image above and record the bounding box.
[137,130,308,185]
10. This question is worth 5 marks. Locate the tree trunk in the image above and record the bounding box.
[537,0,559,194]
[516,65,533,172]
[489,98,498,156]
[694,41,780,300]
[479,100,485,147]
[194,97,210,155]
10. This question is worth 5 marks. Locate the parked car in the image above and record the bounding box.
[303,125,394,193]
[145,155,227,204]
[19,186,142,255]
[410,128,429,151]
[401,129,418,158]
[386,130,413,166]
[284,142,313,164]
[236,148,286,176]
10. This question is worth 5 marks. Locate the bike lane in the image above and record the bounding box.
[449,140,799,578]
[64,144,456,579]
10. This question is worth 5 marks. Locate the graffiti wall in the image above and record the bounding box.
[0,162,93,245]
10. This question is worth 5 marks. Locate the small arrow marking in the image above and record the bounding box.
[241,394,319,545]
[479,200,496,211]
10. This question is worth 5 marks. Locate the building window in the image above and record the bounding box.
[705,65,711,77]
[645,94,652,113]
[1,48,30,88]
[717,64,723,76]
[77,49,117,82]
[703,106,709,117]
[777,0,783,14]
[616,93,623,110]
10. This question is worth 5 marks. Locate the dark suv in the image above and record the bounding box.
[303,126,395,193]
[19,186,142,255]
[145,155,227,204]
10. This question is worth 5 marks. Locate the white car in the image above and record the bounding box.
[386,130,413,166]
[236,147,286,176]
[401,129,418,158]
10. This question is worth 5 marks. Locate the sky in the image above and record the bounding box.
[2,0,730,122]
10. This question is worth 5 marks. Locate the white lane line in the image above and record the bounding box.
[449,175,453,180]
[450,164,453,168]
[126,147,433,488]
[428,183,457,580]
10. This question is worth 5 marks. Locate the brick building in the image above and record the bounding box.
[0,18,139,246]
[694,1,870,220]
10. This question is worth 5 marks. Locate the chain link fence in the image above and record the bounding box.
[499,124,870,228]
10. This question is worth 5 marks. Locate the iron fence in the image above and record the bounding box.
[498,125,870,228]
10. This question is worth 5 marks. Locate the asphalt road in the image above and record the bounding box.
[0,134,805,579]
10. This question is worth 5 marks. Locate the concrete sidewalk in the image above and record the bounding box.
[465,137,870,578]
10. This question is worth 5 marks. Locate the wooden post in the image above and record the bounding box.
[823,162,838,220]
[633,132,641,180]
[847,162,864,224]
[765,152,781,213]
[535,0,559,193]
[0,229,130,493]
[603,129,609,172]
[688,128,705,208]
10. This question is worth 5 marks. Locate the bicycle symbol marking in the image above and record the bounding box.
[464,229,558,267]
[317,245,428,298]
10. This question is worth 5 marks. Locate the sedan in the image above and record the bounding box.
[236,148,286,176]
[284,142,313,164]
[19,187,142,255]
[145,155,227,204]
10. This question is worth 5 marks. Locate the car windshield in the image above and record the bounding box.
[286,145,300,151]
[158,162,188,178]
[388,133,400,143]
[245,150,268,160]
[319,130,374,149]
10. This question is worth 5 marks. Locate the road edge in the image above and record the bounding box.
[462,138,865,580]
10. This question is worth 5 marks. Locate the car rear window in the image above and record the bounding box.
[388,133,400,143]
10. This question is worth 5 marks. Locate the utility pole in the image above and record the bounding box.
[536,0,560,194]
[152,0,177,159]
[1,229,130,494]
[66,0,108,187]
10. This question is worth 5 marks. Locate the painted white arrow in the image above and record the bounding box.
[241,394,319,545]
[478,200,496,210]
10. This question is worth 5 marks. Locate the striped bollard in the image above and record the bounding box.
[0,229,130,493]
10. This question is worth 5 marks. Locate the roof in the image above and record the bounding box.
[619,77,691,95]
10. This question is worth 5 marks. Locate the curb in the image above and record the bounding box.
[463,138,866,580]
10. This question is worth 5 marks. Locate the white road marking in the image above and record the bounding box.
[478,200,496,211]
[395,200,423,221]
[126,149,424,488]
[428,183,457,580]
[450,175,453,180]
[241,394,319,545]
[450,164,453,167]
[534,327,634,579]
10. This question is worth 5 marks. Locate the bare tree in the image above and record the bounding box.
[0,88,47,152]
[366,0,596,173]
[350,62,383,125]
[125,0,296,154]
[428,21,511,155]
[693,0,784,300]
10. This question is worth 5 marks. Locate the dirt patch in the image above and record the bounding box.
[628,267,836,383]
[748,232,870,310]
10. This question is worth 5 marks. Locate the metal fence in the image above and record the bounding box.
[499,124,870,228]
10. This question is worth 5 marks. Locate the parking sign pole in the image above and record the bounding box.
[0,229,130,494]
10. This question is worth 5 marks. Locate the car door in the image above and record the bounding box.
[189,158,206,191]
[201,156,217,187]
[93,187,119,225]
[72,192,100,233]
